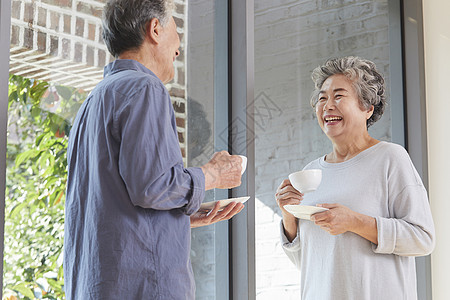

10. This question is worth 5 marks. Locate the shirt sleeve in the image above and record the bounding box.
[114,82,204,215]
[280,220,302,269]
[372,146,435,256]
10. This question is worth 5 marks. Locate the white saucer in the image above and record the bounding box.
[284,205,329,220]
[199,196,250,211]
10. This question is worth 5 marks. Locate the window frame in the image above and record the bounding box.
[213,0,231,298]
[229,0,255,299]
[401,0,433,298]
[0,0,12,293]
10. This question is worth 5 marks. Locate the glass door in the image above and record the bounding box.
[187,0,231,299]
[2,0,230,299]
[253,0,402,298]
[4,1,112,298]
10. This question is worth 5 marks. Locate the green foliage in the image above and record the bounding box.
[3,75,85,299]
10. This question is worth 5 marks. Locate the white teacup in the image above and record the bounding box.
[238,155,247,175]
[288,169,322,193]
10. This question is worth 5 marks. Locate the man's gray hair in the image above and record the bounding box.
[310,56,387,128]
[102,0,175,58]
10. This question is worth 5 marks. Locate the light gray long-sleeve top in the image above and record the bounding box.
[281,141,435,300]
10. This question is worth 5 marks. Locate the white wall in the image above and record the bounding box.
[422,0,450,299]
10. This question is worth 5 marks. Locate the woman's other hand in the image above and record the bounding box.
[275,179,304,242]
[311,203,356,235]
[311,203,377,244]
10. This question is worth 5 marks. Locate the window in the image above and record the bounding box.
[253,0,404,298]
[2,0,231,299]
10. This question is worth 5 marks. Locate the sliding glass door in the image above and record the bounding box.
[1,0,231,299]
[187,0,231,299]
[253,0,404,298]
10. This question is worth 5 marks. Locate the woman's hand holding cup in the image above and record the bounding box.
[276,179,304,242]
[275,179,304,219]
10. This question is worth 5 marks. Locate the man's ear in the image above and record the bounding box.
[147,18,161,44]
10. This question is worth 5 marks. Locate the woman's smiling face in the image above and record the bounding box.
[315,74,374,141]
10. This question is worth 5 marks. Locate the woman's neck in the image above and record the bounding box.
[326,134,379,163]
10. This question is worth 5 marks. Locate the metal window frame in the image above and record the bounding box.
[229,0,255,299]
[0,0,12,296]
[390,0,432,296]
[401,0,433,299]
[389,0,406,147]
[213,0,231,299]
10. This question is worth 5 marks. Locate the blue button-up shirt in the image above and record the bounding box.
[64,59,205,299]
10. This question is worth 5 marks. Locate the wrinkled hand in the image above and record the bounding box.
[190,201,244,228]
[275,179,304,217]
[311,203,358,235]
[201,151,243,190]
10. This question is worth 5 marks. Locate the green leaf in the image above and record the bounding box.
[35,133,48,147]
[15,149,41,167]
[44,176,59,189]
[57,265,64,280]
[12,282,35,298]
[50,190,64,207]
[9,90,18,102]
[31,106,42,118]
[38,151,55,171]
[55,149,66,159]
[30,82,49,102]
[9,201,29,219]
[47,278,63,291]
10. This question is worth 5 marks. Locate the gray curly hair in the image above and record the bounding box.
[310,56,387,128]
[102,0,175,58]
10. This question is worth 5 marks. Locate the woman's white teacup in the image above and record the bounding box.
[238,155,247,175]
[288,169,322,193]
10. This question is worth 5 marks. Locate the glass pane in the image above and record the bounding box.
[186,1,225,299]
[254,1,394,298]
[4,0,222,299]
[5,0,113,298]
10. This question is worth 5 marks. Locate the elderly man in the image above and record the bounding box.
[64,0,244,299]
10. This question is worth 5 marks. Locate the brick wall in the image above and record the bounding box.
[9,0,188,163]
[10,0,110,90]
[254,0,392,298]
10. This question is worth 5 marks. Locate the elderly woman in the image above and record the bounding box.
[275,56,435,299]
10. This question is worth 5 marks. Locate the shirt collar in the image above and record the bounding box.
[103,59,158,79]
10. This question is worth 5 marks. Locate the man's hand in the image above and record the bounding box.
[201,151,243,190]
[190,201,244,228]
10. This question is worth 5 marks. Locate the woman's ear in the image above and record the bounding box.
[147,18,161,44]
[366,105,374,120]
